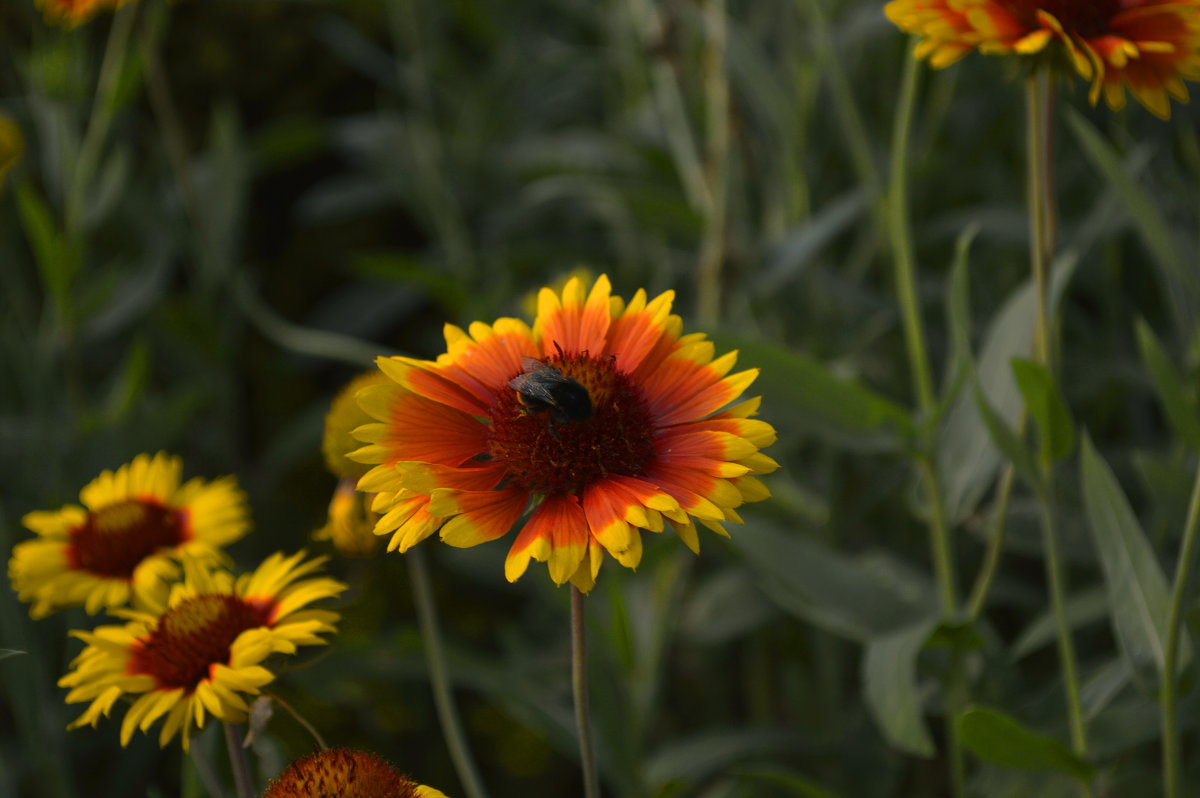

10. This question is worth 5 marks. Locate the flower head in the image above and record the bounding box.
[58,552,345,751]
[264,749,449,798]
[314,479,380,557]
[351,275,776,592]
[9,452,249,619]
[38,0,125,27]
[0,113,23,192]
[885,0,1200,118]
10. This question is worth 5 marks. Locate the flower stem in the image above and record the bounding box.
[572,587,601,798]
[1026,73,1089,777]
[966,464,1016,622]
[407,547,489,798]
[1162,463,1200,798]
[222,722,255,798]
[889,47,963,798]
[264,689,328,751]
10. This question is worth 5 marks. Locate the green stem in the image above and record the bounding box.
[264,689,328,751]
[67,3,137,239]
[966,464,1016,622]
[222,722,255,798]
[572,587,601,798]
[1026,73,1089,777]
[407,548,489,798]
[695,0,729,329]
[1162,464,1200,798]
[889,47,962,797]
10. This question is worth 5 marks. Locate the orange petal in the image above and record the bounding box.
[504,494,588,585]
[395,462,505,494]
[436,318,538,401]
[535,275,612,357]
[377,356,490,416]
[435,488,529,548]
[356,385,488,466]
[603,288,677,374]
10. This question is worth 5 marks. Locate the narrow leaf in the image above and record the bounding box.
[1080,434,1187,688]
[863,619,939,757]
[959,706,1094,782]
[1011,358,1075,462]
[1135,319,1200,452]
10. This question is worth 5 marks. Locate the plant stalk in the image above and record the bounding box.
[1026,73,1089,777]
[695,0,729,329]
[408,548,489,798]
[222,723,254,798]
[572,587,601,798]
[1162,464,1200,798]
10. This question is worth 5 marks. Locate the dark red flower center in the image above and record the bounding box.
[1001,0,1119,36]
[263,749,418,798]
[487,351,657,496]
[127,594,273,691]
[67,499,188,580]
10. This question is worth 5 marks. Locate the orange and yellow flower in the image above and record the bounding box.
[264,749,449,798]
[38,0,126,27]
[885,0,1200,118]
[351,274,776,592]
[9,452,249,619]
[58,552,345,751]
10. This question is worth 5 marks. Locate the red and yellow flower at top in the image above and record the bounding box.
[9,452,249,619]
[885,0,1200,119]
[350,274,776,593]
[38,0,129,27]
[59,552,345,751]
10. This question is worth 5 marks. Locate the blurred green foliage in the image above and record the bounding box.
[2,0,1199,797]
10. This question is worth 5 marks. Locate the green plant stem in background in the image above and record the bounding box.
[223,722,255,798]
[1161,465,1200,798]
[887,51,957,614]
[966,464,1016,622]
[695,0,729,329]
[1026,73,1089,776]
[67,3,138,240]
[572,587,601,798]
[265,689,329,751]
[408,548,489,798]
[888,47,963,798]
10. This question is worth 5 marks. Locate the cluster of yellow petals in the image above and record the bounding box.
[885,0,1200,118]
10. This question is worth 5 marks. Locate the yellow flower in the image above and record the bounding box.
[38,0,125,27]
[885,0,1200,119]
[351,274,776,592]
[58,552,345,751]
[313,478,380,557]
[9,452,249,619]
[263,749,450,798]
[0,114,23,191]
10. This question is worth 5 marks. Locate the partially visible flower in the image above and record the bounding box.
[316,372,391,556]
[313,479,379,558]
[263,749,450,798]
[885,0,1200,119]
[520,267,594,320]
[58,552,345,751]
[38,0,125,27]
[351,274,776,592]
[0,113,23,192]
[9,452,249,619]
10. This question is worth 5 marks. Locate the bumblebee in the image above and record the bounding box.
[508,357,594,430]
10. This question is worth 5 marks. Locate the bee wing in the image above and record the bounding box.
[519,356,547,373]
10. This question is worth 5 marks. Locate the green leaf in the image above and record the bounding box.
[863,619,939,757]
[733,519,933,642]
[938,255,1078,522]
[959,706,1094,782]
[1066,111,1199,336]
[733,765,848,798]
[1135,319,1200,452]
[1010,588,1108,661]
[714,335,912,453]
[14,182,78,312]
[1011,359,1075,462]
[973,381,1041,493]
[1080,434,1186,689]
